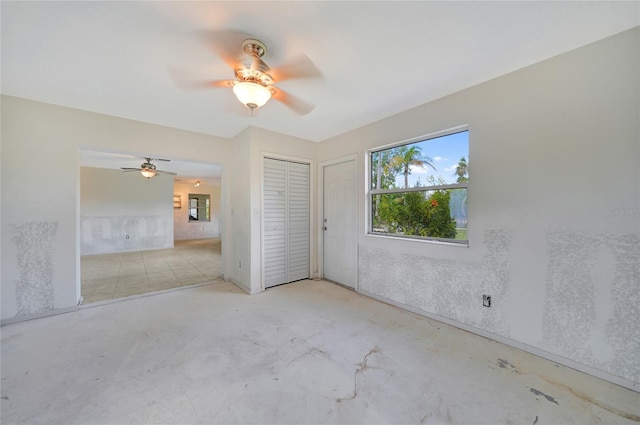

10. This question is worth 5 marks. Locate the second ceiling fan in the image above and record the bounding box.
[171,30,323,115]
[121,157,176,179]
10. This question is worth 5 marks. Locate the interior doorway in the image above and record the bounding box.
[79,148,224,304]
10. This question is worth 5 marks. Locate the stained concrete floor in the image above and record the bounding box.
[1,280,638,424]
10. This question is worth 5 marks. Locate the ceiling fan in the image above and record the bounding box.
[120,157,177,179]
[169,30,323,115]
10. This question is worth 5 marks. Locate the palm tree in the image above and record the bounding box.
[390,145,436,188]
[372,149,399,218]
[454,157,468,183]
[452,157,469,229]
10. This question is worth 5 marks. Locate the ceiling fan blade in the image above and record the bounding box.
[271,54,323,82]
[120,168,142,172]
[156,170,178,176]
[272,88,315,115]
[151,158,171,162]
[196,29,254,69]
[167,67,233,92]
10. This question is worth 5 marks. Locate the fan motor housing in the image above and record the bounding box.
[242,39,267,58]
[235,39,273,86]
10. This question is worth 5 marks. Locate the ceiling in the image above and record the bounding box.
[80,149,223,185]
[2,1,638,181]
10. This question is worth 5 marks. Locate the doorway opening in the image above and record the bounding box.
[79,148,223,304]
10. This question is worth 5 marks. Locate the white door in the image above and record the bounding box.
[264,159,287,287]
[323,159,357,288]
[263,158,310,288]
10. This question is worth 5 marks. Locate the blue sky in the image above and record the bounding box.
[396,130,469,187]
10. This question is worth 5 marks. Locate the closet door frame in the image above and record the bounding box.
[260,153,315,291]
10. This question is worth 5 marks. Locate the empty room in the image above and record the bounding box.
[1,2,639,424]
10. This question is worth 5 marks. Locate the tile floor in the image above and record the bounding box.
[2,280,638,424]
[81,238,222,304]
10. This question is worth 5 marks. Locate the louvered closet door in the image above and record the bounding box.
[264,159,287,287]
[263,158,310,288]
[286,162,310,282]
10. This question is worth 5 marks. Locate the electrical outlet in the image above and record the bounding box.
[483,295,491,308]
[238,260,242,268]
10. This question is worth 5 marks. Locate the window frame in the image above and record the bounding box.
[367,126,469,245]
[188,193,211,222]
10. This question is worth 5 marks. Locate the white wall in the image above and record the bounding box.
[0,96,313,319]
[224,126,317,294]
[227,128,253,293]
[1,97,231,320]
[318,28,640,389]
[81,167,174,254]
[173,181,221,240]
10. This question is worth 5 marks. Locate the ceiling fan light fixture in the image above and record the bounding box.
[233,81,271,110]
[140,169,157,179]
[194,181,200,187]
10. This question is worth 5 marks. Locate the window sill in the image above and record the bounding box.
[366,232,469,247]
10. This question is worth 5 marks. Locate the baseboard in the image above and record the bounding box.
[358,288,639,393]
[1,305,79,326]
[2,282,220,325]
[229,278,252,295]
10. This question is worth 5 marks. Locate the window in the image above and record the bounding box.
[369,129,469,243]
[188,194,210,221]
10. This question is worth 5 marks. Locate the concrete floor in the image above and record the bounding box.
[1,280,638,424]
[81,239,222,304]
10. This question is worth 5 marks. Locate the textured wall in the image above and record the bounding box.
[541,230,640,385]
[359,229,640,385]
[359,229,511,336]
[12,221,58,316]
